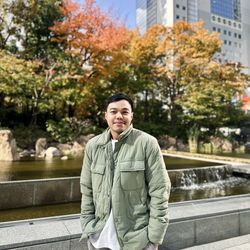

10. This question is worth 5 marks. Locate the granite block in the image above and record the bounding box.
[63,218,81,236]
[162,220,195,250]
[0,182,33,209]
[34,180,71,205]
[71,179,81,201]
[196,213,239,244]
[239,210,250,235]
[70,238,88,250]
[11,241,70,250]
[0,221,70,249]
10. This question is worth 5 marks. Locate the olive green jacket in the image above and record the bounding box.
[80,126,171,250]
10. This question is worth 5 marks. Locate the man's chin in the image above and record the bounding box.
[113,127,126,134]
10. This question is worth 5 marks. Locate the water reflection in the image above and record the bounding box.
[0,157,83,181]
[0,156,219,181]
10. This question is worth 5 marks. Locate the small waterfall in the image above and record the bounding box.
[169,165,234,188]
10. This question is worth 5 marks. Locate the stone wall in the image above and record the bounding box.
[0,177,81,210]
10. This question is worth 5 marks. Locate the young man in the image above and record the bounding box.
[80,93,171,250]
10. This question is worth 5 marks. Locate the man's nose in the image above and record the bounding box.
[116,112,123,118]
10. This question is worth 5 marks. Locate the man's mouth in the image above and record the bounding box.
[114,122,125,125]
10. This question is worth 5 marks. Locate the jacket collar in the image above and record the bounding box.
[97,125,133,146]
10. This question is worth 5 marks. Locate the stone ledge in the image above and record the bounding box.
[182,234,250,250]
[0,194,250,250]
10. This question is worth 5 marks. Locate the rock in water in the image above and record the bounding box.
[35,138,47,157]
[0,130,20,161]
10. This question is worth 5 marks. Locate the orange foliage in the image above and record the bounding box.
[51,0,129,54]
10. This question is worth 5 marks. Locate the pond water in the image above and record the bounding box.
[0,156,220,181]
[0,155,249,222]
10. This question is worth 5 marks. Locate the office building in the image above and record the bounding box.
[136,0,250,74]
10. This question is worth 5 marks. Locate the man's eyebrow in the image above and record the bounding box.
[109,107,130,110]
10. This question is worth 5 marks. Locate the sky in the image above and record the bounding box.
[76,0,136,29]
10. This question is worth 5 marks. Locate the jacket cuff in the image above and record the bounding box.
[148,217,169,244]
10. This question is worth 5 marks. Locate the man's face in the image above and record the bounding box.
[105,100,133,139]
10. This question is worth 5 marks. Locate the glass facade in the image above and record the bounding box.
[146,0,157,27]
[211,0,241,21]
[136,0,147,34]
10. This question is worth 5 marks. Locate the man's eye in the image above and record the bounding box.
[110,111,116,114]
[122,111,129,115]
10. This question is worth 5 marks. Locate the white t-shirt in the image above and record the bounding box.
[89,139,120,250]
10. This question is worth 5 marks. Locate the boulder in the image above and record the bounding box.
[209,136,233,153]
[57,143,73,155]
[176,139,189,151]
[45,147,62,159]
[76,134,95,147]
[35,138,47,157]
[0,130,19,161]
[158,135,177,150]
[71,141,84,156]
[221,139,233,152]
[210,136,223,151]
[19,149,31,158]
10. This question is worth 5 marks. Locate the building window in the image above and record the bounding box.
[228,31,231,36]
[183,16,186,21]
[234,33,237,38]
[238,23,241,29]
[212,15,216,21]
[217,28,221,33]
[233,22,236,27]
[228,20,231,25]
[213,27,216,31]
[218,17,221,22]
[238,34,241,39]
[224,40,227,45]
[229,41,232,46]
[176,4,180,8]
[176,15,180,19]
[182,6,186,10]
[211,0,241,22]
[223,19,226,24]
[223,30,227,35]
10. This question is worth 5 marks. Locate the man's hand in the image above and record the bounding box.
[151,243,159,250]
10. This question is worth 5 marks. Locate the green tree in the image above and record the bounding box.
[0,0,19,52]
[9,0,63,60]
[0,0,67,125]
[153,21,248,136]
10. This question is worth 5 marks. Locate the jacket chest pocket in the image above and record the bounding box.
[91,163,105,192]
[119,161,145,191]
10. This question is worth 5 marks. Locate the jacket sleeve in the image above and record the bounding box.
[80,142,95,238]
[145,137,171,244]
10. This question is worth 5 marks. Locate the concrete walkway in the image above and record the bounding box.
[183,234,250,250]
[0,194,250,249]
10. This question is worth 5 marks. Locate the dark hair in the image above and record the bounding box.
[106,93,134,111]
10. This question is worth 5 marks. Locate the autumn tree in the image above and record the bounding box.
[88,28,165,127]
[50,0,130,119]
[153,21,248,137]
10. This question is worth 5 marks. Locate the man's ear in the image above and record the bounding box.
[104,112,107,121]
